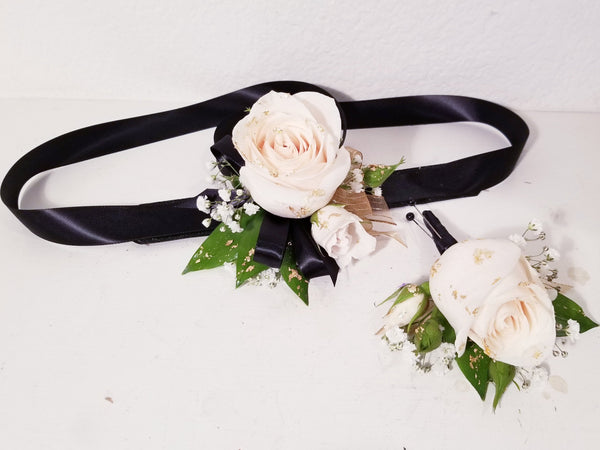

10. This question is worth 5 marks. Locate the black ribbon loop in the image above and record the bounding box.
[1,81,529,252]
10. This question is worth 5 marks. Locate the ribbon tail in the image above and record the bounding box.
[254,213,290,268]
[290,220,339,284]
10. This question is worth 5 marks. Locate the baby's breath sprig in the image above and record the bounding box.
[511,219,562,288]
[197,161,259,233]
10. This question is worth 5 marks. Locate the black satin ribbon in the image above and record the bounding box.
[1,81,529,274]
[290,220,339,284]
[254,213,289,267]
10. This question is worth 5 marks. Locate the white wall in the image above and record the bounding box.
[1,0,598,111]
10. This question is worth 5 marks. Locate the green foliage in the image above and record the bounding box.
[414,319,442,353]
[455,341,492,401]
[455,341,516,408]
[430,306,456,343]
[379,284,418,307]
[234,210,269,287]
[280,244,309,305]
[553,293,598,337]
[488,360,516,410]
[362,159,405,188]
[182,224,239,274]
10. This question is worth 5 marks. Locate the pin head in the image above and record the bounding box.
[406,212,415,221]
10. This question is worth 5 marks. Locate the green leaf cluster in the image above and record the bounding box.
[553,293,598,336]
[182,210,310,304]
[455,341,516,410]
[414,319,442,353]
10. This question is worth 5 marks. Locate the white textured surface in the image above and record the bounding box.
[1,98,599,449]
[1,0,599,111]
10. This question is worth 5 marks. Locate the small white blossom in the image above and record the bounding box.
[218,189,232,202]
[528,218,543,235]
[351,168,364,183]
[508,233,527,248]
[428,342,456,376]
[259,268,281,288]
[544,248,560,261]
[349,181,363,193]
[196,195,211,213]
[385,326,408,345]
[201,218,212,228]
[214,202,234,223]
[437,342,456,358]
[247,268,281,288]
[372,187,382,197]
[352,153,362,164]
[236,189,244,196]
[228,221,243,233]
[243,202,260,216]
[565,319,580,343]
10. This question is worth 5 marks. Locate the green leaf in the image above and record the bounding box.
[419,281,430,296]
[362,158,405,188]
[553,293,598,337]
[488,360,516,410]
[414,319,442,353]
[455,341,491,401]
[280,244,309,305]
[182,224,239,274]
[378,284,416,307]
[430,306,456,344]
[235,210,269,287]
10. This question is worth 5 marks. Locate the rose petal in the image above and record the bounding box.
[239,146,349,218]
[294,91,342,144]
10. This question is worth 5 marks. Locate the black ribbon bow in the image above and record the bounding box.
[1,81,529,281]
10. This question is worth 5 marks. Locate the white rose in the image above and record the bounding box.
[429,239,556,367]
[232,91,351,218]
[311,205,376,267]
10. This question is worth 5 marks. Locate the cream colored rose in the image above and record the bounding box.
[429,239,556,367]
[232,91,351,218]
[311,205,376,267]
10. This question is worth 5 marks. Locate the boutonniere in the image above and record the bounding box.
[183,91,403,303]
[378,212,597,409]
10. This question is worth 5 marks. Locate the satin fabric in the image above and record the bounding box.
[1,81,528,267]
